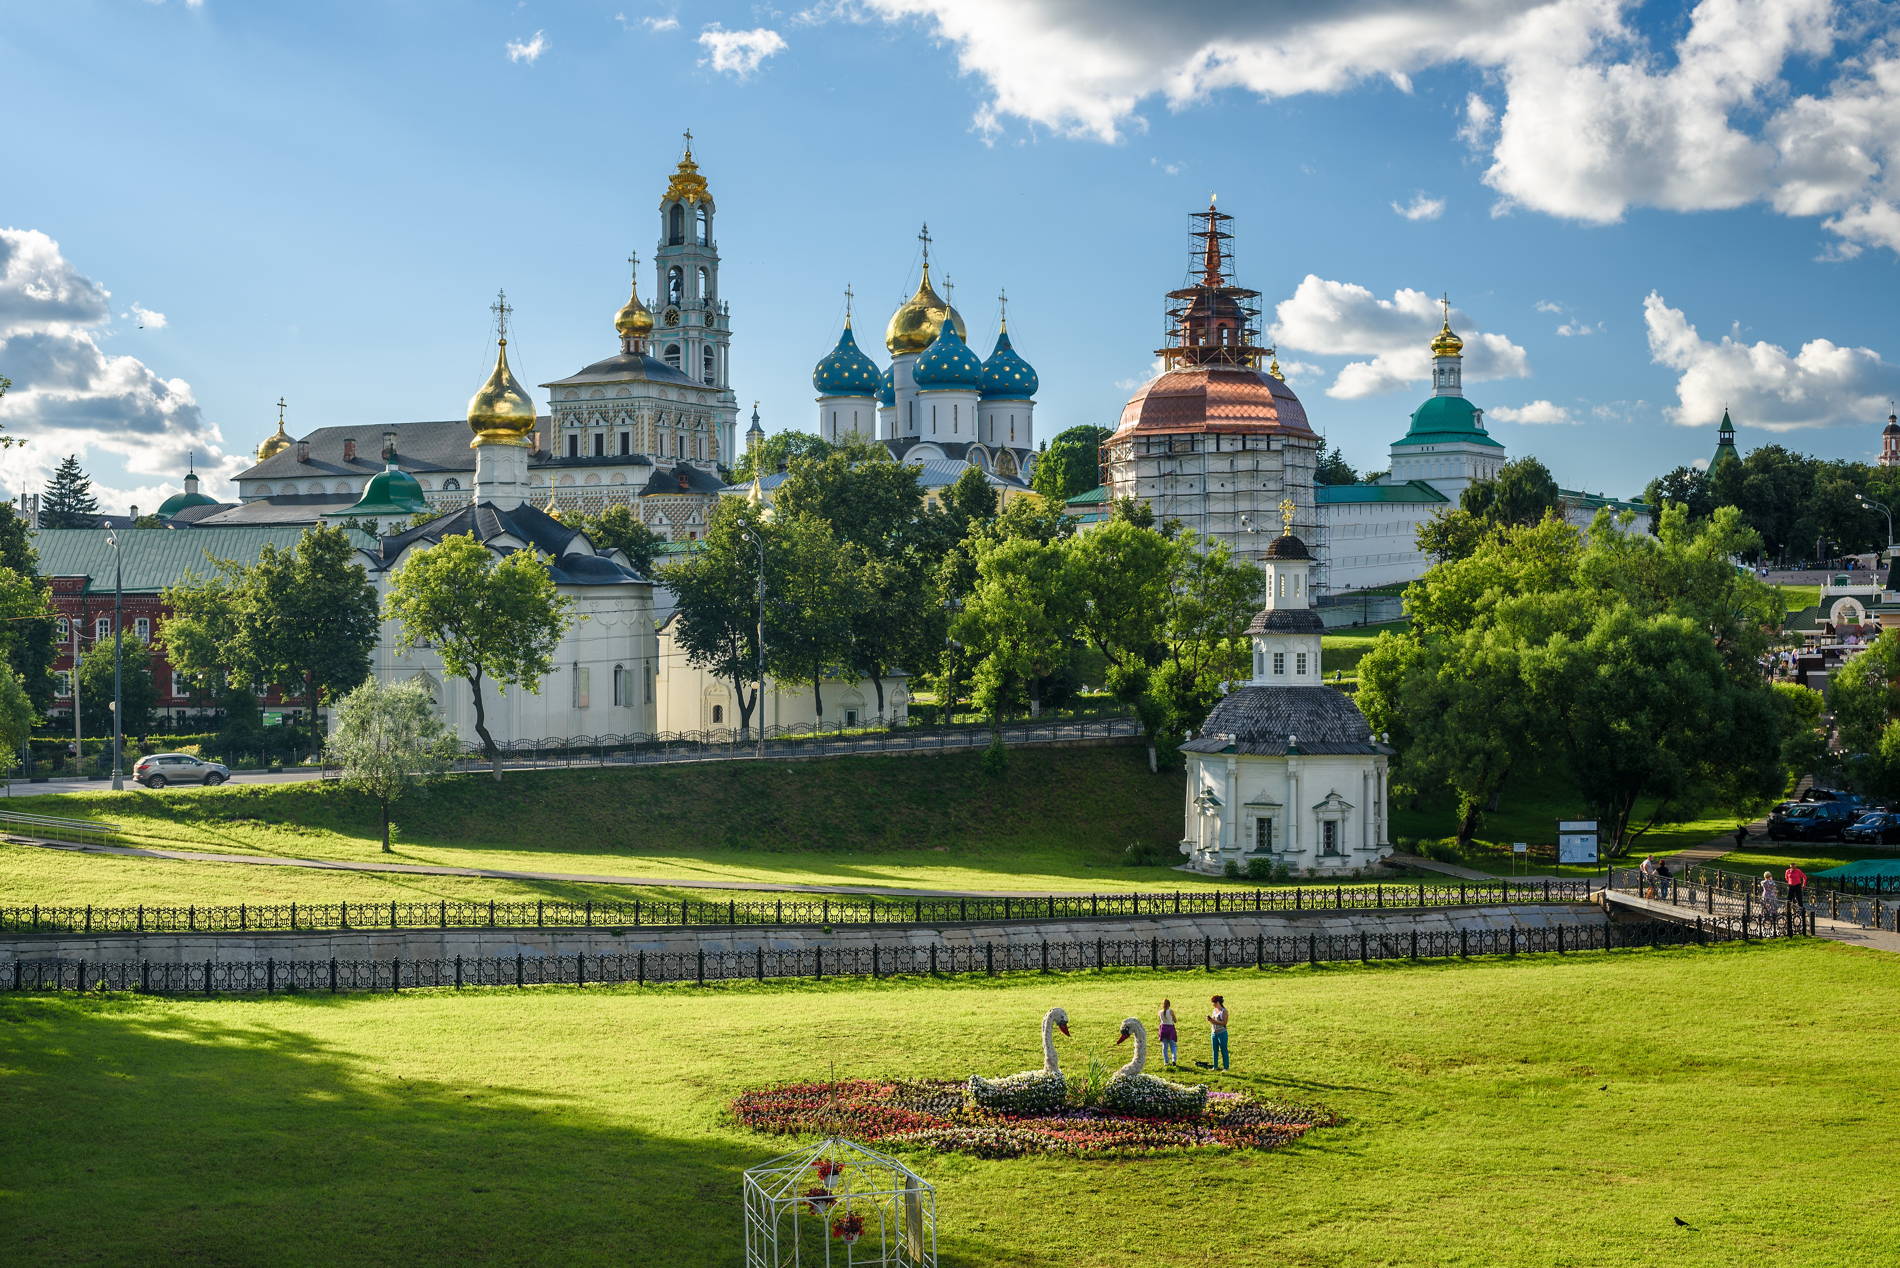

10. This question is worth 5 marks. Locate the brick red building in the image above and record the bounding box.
[34,526,360,731]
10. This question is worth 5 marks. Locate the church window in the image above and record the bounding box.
[619,432,630,455]
[667,267,684,305]
[702,346,715,385]
[567,435,579,458]
[664,343,681,369]
[697,206,711,246]
[1295,652,1308,675]
[1321,820,1341,856]
[953,402,959,433]
[1277,575,1285,598]
[573,667,591,710]
[96,617,111,640]
[612,665,626,707]
[645,665,654,703]
[1272,652,1285,675]
[593,433,604,457]
[1254,818,1274,852]
[668,204,685,245]
[697,266,710,300]
[931,404,938,430]
[712,704,724,724]
[1010,414,1016,442]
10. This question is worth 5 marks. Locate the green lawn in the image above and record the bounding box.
[1704,841,1900,879]
[0,748,1229,897]
[2,943,1893,1265]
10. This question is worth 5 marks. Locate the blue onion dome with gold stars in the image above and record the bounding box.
[980,325,1038,400]
[877,365,895,406]
[912,313,984,390]
[812,319,881,397]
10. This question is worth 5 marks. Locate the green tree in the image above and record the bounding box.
[76,633,156,738]
[384,533,573,775]
[728,430,833,482]
[1415,507,1490,564]
[325,678,457,852]
[41,455,100,528]
[1031,425,1110,502]
[764,513,861,718]
[1315,440,1357,486]
[941,465,998,531]
[1642,465,1713,526]
[0,664,33,774]
[663,499,769,736]
[235,526,380,747]
[1460,456,1562,526]
[0,508,57,714]
[956,535,1075,724]
[570,503,666,576]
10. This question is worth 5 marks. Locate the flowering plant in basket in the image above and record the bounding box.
[802,1186,835,1214]
[831,1213,865,1243]
[813,1159,846,1188]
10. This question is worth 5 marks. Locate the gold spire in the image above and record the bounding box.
[1430,293,1464,358]
[1267,350,1284,381]
[886,223,965,354]
[663,129,711,204]
[615,251,654,342]
[257,396,292,461]
[468,290,536,447]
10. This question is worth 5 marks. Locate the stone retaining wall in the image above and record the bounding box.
[2,903,1606,966]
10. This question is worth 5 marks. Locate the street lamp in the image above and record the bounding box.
[104,529,124,791]
[1856,493,1893,558]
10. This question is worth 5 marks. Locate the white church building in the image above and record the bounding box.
[1178,513,1392,876]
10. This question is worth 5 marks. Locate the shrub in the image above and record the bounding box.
[1122,841,1172,867]
[1244,856,1275,882]
[1222,860,1243,879]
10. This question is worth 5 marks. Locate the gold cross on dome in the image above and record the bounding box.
[275,396,286,424]
[1440,293,1451,324]
[682,128,693,155]
[1279,498,1296,535]
[918,222,932,267]
[626,252,639,284]
[491,289,512,341]
[843,283,854,322]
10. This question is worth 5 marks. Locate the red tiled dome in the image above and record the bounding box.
[1113,366,1314,438]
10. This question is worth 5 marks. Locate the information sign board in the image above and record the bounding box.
[1557,820,1599,864]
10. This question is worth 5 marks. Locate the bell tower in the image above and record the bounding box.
[654,131,736,463]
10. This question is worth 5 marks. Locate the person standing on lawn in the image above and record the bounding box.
[1208,995,1230,1072]
[1785,865,1808,914]
[1157,999,1179,1067]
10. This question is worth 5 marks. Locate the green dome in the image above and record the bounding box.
[338,463,430,517]
[156,489,218,518]
[1397,395,1504,448]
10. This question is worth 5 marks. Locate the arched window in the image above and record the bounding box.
[612,665,626,707]
[702,346,715,385]
[668,204,685,245]
[697,266,711,301]
[593,433,604,457]
[667,267,683,305]
[712,704,723,724]
[696,206,711,245]
[664,343,681,369]
[442,477,461,491]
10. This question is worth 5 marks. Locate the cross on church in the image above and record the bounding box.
[942,273,954,303]
[918,222,931,267]
[1280,498,1296,535]
[627,251,640,284]
[843,283,854,322]
[275,396,286,425]
[491,289,512,341]
[998,287,1008,325]
[682,128,693,154]
[1440,293,1451,323]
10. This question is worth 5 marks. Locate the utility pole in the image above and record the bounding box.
[107,530,124,791]
[71,616,81,774]
[753,526,766,759]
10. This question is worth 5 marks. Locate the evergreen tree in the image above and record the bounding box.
[1315,441,1358,486]
[41,455,101,528]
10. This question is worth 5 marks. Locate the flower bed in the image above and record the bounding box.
[730,1080,1336,1159]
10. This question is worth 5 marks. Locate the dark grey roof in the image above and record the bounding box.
[1262,534,1311,560]
[642,463,728,495]
[1180,686,1385,756]
[238,420,489,481]
[543,351,701,388]
[367,500,648,586]
[1246,607,1324,635]
[166,502,237,525]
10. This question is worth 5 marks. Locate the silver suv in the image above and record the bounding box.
[132,753,231,788]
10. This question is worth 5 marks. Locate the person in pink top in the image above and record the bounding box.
[1784,865,1808,913]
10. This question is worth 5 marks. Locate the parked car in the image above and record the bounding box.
[132,753,231,789]
[1799,788,1860,805]
[1843,812,1900,845]
[1767,801,1860,841]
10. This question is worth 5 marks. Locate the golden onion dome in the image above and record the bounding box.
[467,338,537,447]
[615,283,654,340]
[1430,317,1464,359]
[256,419,291,462]
[885,264,966,356]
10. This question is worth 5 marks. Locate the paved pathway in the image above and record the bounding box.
[1604,886,1900,954]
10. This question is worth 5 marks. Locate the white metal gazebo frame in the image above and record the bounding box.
[742,1136,937,1267]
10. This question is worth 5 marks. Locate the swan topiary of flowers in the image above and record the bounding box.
[967,1006,1069,1113]
[1101,1018,1209,1118]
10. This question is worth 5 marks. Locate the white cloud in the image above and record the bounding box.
[1643,290,1900,430]
[1270,275,1531,399]
[697,25,786,77]
[1274,359,1325,383]
[0,228,240,511]
[844,0,1900,256]
[641,15,680,32]
[1535,300,1564,314]
[506,30,549,63]
[1488,399,1576,424]
[125,303,166,330]
[1390,192,1445,221]
[1555,320,1600,336]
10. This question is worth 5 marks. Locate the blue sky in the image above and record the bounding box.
[2,0,1898,511]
